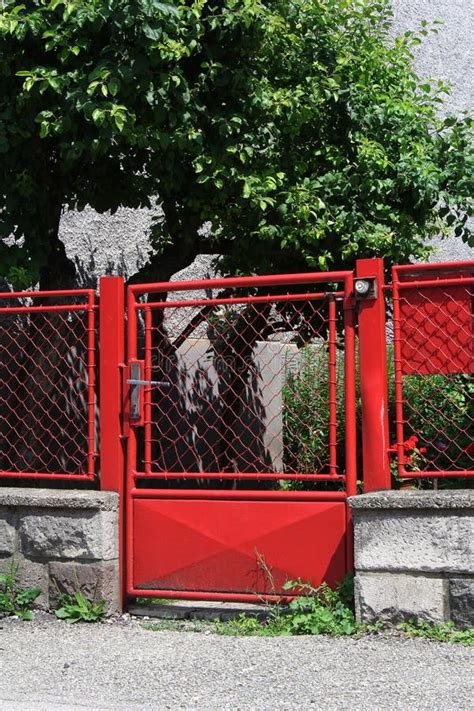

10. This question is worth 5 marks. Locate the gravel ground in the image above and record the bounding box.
[0,614,472,710]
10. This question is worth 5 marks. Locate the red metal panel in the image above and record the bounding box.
[131,497,347,596]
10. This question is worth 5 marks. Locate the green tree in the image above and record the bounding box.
[0,0,472,289]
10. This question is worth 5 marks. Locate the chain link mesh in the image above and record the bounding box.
[391,266,473,478]
[0,292,97,479]
[134,290,348,482]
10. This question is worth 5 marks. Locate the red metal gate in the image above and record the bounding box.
[124,271,357,602]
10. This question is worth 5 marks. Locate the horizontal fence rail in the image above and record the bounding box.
[0,289,98,481]
[389,261,473,480]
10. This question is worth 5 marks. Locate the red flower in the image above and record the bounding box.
[403,435,418,451]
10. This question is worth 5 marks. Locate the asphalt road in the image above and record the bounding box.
[0,615,472,710]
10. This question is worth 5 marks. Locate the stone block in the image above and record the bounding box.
[0,507,17,556]
[0,488,119,512]
[354,573,448,625]
[49,561,120,615]
[19,510,118,561]
[352,510,473,574]
[449,578,474,629]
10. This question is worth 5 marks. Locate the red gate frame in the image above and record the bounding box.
[123,271,357,603]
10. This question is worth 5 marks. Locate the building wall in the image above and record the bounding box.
[60,0,474,282]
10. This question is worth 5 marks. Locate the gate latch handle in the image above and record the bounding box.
[127,361,170,422]
[126,379,170,387]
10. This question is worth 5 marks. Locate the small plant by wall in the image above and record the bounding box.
[55,590,105,623]
[0,559,40,620]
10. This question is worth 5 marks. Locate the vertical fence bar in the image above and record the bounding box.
[87,290,97,478]
[343,273,357,498]
[99,276,125,608]
[144,305,152,474]
[343,273,357,572]
[99,276,125,492]
[328,295,338,475]
[356,258,391,492]
[126,286,138,600]
[391,267,406,479]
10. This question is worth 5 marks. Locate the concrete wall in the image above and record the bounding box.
[59,0,472,282]
[0,488,120,615]
[349,490,474,629]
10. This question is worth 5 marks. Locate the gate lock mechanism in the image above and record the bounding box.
[126,361,170,422]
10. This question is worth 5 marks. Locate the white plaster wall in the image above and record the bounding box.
[60,0,473,281]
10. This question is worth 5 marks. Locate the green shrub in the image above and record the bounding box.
[400,373,472,473]
[282,343,471,489]
[282,344,347,485]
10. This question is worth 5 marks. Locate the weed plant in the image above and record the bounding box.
[213,575,473,645]
[216,577,357,637]
[0,558,40,620]
[396,620,474,645]
[55,590,105,623]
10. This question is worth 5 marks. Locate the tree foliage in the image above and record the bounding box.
[0,0,472,288]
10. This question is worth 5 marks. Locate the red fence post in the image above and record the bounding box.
[99,276,125,608]
[356,258,391,491]
[99,276,125,493]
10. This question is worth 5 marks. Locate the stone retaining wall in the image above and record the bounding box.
[0,488,120,615]
[348,490,474,629]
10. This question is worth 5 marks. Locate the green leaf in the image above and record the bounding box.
[55,607,71,619]
[92,108,105,125]
[143,25,161,41]
[16,588,41,605]
[114,113,126,132]
[18,609,33,621]
[139,1,179,17]
[108,79,120,97]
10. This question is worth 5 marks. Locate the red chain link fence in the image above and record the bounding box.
[0,289,98,481]
[389,261,473,481]
[0,260,471,490]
